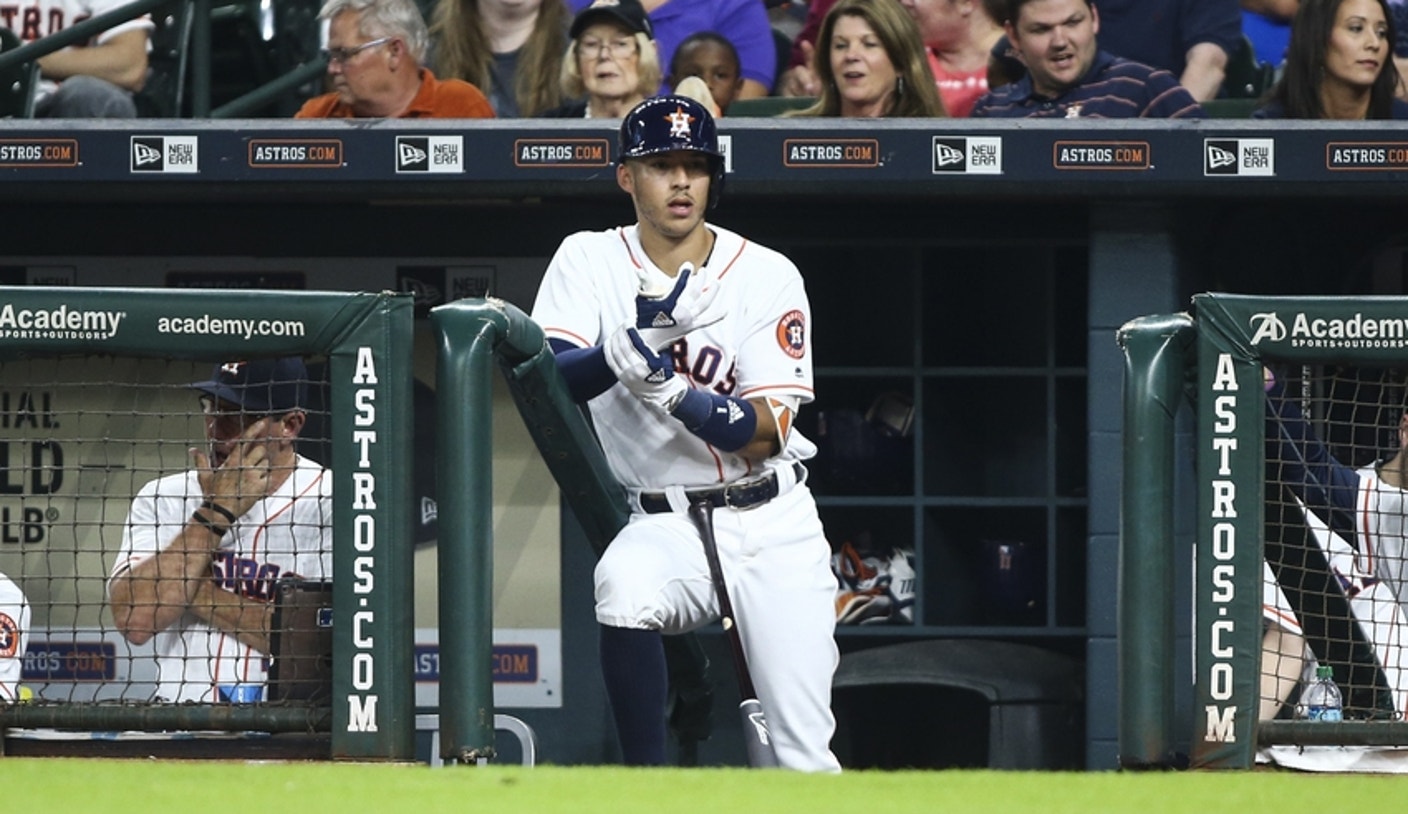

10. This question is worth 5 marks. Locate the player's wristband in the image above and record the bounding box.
[201,500,238,526]
[668,389,757,452]
[549,340,617,402]
[191,511,229,538]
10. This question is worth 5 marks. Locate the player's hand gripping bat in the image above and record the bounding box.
[687,497,779,768]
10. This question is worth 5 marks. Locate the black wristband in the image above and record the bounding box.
[192,511,229,538]
[201,500,238,526]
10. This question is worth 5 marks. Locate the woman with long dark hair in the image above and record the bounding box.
[1256,0,1408,118]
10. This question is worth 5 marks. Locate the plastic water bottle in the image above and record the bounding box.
[1300,665,1343,722]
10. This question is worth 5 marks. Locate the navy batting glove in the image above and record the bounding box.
[636,264,693,331]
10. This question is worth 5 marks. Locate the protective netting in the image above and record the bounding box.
[0,354,332,709]
[1261,365,1408,725]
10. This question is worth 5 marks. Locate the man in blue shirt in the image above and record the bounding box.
[971,0,1205,118]
[1096,0,1243,102]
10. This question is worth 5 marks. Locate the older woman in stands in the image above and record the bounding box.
[541,0,661,118]
[1255,0,1408,118]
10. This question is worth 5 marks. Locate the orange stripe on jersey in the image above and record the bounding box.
[618,229,644,269]
[544,327,593,348]
[739,384,814,399]
[1360,478,1376,574]
[714,239,748,281]
[251,467,328,561]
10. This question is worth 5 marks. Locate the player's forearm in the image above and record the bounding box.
[189,581,272,653]
[37,31,148,92]
[1180,43,1229,102]
[109,524,223,643]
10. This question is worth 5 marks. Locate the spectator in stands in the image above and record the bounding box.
[429,0,570,117]
[16,0,152,117]
[564,0,776,98]
[541,0,661,118]
[792,0,947,117]
[1385,0,1408,95]
[982,0,1025,88]
[970,0,1205,117]
[781,0,999,115]
[1254,0,1408,117]
[1,571,28,704]
[666,31,744,115]
[297,0,495,118]
[1243,0,1298,66]
[108,358,333,704]
[908,0,1005,116]
[1093,0,1243,102]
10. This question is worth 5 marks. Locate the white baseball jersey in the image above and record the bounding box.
[533,222,841,772]
[0,571,29,703]
[1263,480,1408,717]
[532,223,816,491]
[5,0,153,44]
[5,0,155,97]
[109,455,332,703]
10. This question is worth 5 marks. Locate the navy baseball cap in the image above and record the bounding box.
[191,357,308,414]
[570,0,653,40]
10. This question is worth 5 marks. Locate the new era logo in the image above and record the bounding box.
[132,140,163,168]
[932,138,967,172]
[931,136,1002,175]
[1204,138,1275,176]
[130,136,199,173]
[395,135,464,173]
[397,138,430,171]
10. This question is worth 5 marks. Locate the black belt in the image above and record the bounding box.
[638,464,802,514]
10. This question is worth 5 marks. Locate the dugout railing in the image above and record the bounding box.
[1120,294,1408,769]
[0,286,414,761]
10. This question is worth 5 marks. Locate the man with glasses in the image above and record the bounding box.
[108,357,333,703]
[296,0,494,118]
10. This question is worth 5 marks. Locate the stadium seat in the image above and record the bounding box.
[134,2,194,117]
[1220,33,1275,100]
[0,27,39,118]
[726,95,815,117]
[1202,98,1260,119]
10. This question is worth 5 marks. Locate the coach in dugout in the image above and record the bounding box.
[970,0,1204,118]
[296,0,494,119]
[107,358,333,704]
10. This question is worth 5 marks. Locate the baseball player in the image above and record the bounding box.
[1263,370,1408,719]
[531,95,841,772]
[1,571,30,703]
[107,358,332,704]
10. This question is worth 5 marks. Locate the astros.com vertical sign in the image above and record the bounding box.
[346,344,381,734]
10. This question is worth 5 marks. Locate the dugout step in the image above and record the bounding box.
[831,639,1084,770]
[415,713,538,767]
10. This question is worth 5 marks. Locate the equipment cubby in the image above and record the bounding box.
[779,239,1089,640]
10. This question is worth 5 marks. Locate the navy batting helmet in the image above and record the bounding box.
[617,95,725,208]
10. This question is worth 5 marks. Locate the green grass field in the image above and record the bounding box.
[0,761,1396,814]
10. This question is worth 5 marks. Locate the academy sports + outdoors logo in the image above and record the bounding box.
[0,303,126,340]
[1249,310,1408,348]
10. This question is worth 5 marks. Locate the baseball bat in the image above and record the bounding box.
[687,497,779,768]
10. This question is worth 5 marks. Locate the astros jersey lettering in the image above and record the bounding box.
[533,223,816,491]
[109,455,331,703]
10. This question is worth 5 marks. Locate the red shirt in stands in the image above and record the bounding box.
[295,69,495,118]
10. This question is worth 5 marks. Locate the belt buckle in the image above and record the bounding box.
[725,473,771,511]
